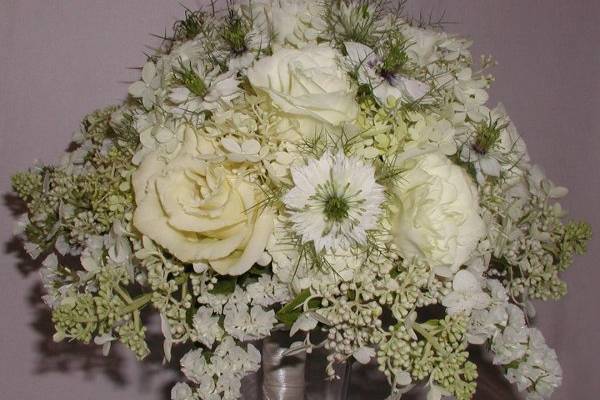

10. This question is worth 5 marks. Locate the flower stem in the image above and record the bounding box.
[412,323,445,355]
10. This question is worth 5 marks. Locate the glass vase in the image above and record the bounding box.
[260,330,351,400]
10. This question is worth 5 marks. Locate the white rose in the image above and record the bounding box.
[247,45,358,128]
[132,125,274,275]
[391,152,485,275]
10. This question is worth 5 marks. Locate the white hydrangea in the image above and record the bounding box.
[401,25,444,67]
[192,307,224,348]
[171,382,196,400]
[442,270,490,316]
[505,329,562,400]
[248,0,325,48]
[131,112,184,164]
[246,274,291,307]
[405,113,458,155]
[467,279,510,344]
[129,61,163,109]
[491,304,529,365]
[223,301,276,341]
[180,337,261,400]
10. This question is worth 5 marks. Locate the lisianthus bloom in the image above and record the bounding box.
[391,152,486,276]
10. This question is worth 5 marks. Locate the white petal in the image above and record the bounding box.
[241,139,261,155]
[128,81,146,98]
[344,42,377,66]
[290,313,318,336]
[400,77,430,100]
[353,346,375,364]
[453,269,480,292]
[141,62,156,83]
[221,137,242,153]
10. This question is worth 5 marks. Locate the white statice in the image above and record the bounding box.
[345,41,430,105]
[442,270,490,315]
[283,151,384,252]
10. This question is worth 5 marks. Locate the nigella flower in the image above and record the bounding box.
[283,152,384,253]
[344,41,430,105]
[168,59,241,117]
[459,104,530,183]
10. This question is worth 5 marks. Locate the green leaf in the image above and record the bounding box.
[209,276,238,295]
[276,289,311,328]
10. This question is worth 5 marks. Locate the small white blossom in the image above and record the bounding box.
[352,346,376,364]
[221,137,262,162]
[492,304,529,365]
[453,68,489,122]
[223,293,277,341]
[192,307,224,348]
[171,382,195,400]
[505,329,562,400]
[129,61,162,109]
[246,274,291,307]
[290,313,318,336]
[442,270,491,315]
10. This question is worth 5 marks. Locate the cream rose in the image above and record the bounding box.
[247,45,358,127]
[132,125,274,275]
[391,152,486,275]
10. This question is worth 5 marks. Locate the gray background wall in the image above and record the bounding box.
[1,1,598,399]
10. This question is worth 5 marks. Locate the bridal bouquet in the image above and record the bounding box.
[11,1,591,399]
